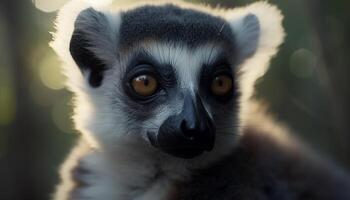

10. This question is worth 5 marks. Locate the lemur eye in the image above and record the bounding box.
[211,75,233,96]
[131,74,158,96]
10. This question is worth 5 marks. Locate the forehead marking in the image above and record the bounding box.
[144,42,222,92]
[119,4,235,49]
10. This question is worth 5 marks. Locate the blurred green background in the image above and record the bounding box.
[0,0,349,199]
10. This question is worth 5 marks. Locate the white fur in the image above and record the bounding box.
[51,1,285,199]
[144,42,222,91]
[224,2,285,126]
[50,0,122,148]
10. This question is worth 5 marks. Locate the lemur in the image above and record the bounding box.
[50,0,350,199]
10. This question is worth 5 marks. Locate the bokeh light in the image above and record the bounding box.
[38,54,66,90]
[0,86,16,126]
[32,0,69,12]
[29,80,55,107]
[289,48,316,78]
[32,0,114,12]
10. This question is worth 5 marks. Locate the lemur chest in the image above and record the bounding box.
[69,151,288,200]
[69,151,183,200]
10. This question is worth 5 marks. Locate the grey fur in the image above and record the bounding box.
[235,14,260,62]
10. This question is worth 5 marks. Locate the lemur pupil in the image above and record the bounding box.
[218,79,223,87]
[144,78,149,86]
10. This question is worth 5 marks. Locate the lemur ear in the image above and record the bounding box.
[228,13,260,63]
[226,2,285,63]
[70,8,114,87]
[225,2,285,100]
[51,0,120,89]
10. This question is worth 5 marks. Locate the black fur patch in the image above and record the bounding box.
[119,4,236,49]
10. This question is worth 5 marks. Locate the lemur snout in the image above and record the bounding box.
[149,93,216,159]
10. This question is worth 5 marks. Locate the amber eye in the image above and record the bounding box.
[211,75,233,96]
[131,74,158,96]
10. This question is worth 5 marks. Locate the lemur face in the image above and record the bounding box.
[103,5,240,159]
[119,42,238,159]
[69,4,255,159]
[52,1,284,161]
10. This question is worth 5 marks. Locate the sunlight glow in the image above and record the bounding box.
[51,96,72,133]
[87,0,114,7]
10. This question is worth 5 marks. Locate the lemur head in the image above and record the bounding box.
[51,0,284,162]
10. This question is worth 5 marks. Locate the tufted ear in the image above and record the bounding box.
[225,2,285,100]
[51,0,120,89]
[70,8,117,87]
[228,13,260,63]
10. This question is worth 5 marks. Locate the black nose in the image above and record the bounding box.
[151,93,216,159]
[180,120,197,139]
